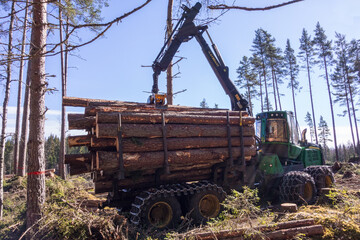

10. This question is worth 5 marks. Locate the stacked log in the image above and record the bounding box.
[64,97,256,194]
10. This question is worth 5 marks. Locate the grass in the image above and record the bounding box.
[1,164,360,239]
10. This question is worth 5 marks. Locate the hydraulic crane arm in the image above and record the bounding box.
[151,2,249,112]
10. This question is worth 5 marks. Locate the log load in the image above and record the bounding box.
[64,96,257,194]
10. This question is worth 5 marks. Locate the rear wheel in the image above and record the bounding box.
[279,171,316,204]
[188,187,226,224]
[304,166,335,190]
[137,195,181,229]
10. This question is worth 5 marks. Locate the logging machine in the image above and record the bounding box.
[94,2,334,230]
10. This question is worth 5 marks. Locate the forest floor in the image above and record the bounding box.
[1,163,359,240]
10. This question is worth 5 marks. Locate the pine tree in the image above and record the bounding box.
[332,63,357,152]
[284,39,300,124]
[299,28,318,144]
[304,112,315,142]
[263,30,283,110]
[318,116,332,157]
[313,22,339,161]
[252,29,271,111]
[0,0,16,219]
[236,56,258,115]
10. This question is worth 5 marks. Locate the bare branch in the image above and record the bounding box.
[208,0,304,11]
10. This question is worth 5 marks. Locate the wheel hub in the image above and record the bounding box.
[199,194,220,218]
[148,201,173,228]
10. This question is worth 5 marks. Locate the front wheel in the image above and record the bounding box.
[279,171,317,204]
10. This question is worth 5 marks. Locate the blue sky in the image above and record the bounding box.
[3,0,360,145]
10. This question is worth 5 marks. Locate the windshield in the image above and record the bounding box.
[265,118,288,143]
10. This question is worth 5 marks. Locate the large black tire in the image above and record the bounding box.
[304,166,335,190]
[139,195,182,229]
[188,186,226,224]
[279,171,317,204]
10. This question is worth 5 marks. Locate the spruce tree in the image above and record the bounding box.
[284,39,300,124]
[313,22,339,161]
[299,28,318,144]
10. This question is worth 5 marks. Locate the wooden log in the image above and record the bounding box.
[281,203,298,213]
[63,96,120,107]
[68,114,96,130]
[96,123,255,139]
[118,136,255,153]
[65,153,92,175]
[85,105,229,116]
[68,135,91,147]
[67,135,255,152]
[266,225,324,239]
[96,146,256,172]
[96,112,254,125]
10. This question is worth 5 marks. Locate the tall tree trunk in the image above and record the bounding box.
[305,55,318,144]
[166,0,173,105]
[289,70,298,126]
[0,0,16,219]
[271,68,278,110]
[59,1,67,179]
[345,67,360,155]
[246,79,253,116]
[14,0,30,174]
[17,59,32,177]
[26,0,47,234]
[343,80,356,152]
[274,74,282,110]
[323,56,339,161]
[261,60,269,111]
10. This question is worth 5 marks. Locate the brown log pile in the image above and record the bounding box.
[64,96,256,194]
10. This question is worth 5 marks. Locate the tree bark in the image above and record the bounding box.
[59,3,67,179]
[0,0,16,219]
[13,0,30,175]
[26,0,47,234]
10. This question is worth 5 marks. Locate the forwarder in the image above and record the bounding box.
[131,1,333,228]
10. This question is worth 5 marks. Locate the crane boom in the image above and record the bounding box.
[151,2,249,112]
